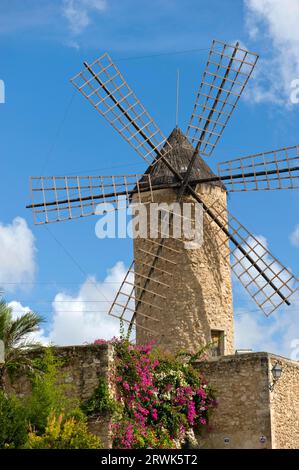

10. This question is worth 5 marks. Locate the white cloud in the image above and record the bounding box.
[290,224,299,247]
[47,261,126,345]
[5,260,127,347]
[235,309,278,353]
[234,287,299,359]
[244,0,299,105]
[6,261,127,347]
[0,217,36,293]
[62,0,107,35]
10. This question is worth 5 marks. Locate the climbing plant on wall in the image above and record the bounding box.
[91,338,217,449]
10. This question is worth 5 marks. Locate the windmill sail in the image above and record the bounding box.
[108,237,181,334]
[204,199,298,316]
[187,40,258,156]
[71,53,172,164]
[108,260,162,334]
[217,145,299,191]
[27,174,154,225]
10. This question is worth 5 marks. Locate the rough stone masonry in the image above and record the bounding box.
[133,128,234,356]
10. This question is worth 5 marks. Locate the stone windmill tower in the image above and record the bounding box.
[133,127,234,355]
[27,40,298,357]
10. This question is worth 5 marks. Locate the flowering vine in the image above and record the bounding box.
[93,338,217,449]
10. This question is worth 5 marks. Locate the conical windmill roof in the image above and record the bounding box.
[139,127,224,189]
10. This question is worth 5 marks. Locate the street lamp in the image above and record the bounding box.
[269,362,283,391]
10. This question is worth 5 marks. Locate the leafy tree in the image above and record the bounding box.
[0,299,44,388]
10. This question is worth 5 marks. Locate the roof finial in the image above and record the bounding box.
[176,69,180,129]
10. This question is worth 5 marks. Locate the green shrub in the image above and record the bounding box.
[25,348,81,433]
[82,377,119,416]
[0,391,28,448]
[26,411,101,449]
[0,347,102,449]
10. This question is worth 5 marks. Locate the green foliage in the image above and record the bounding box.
[82,377,119,416]
[25,348,82,434]
[0,390,28,448]
[175,341,215,363]
[26,411,101,449]
[0,346,102,449]
[120,319,133,341]
[0,299,44,387]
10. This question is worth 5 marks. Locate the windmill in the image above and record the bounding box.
[27,40,299,355]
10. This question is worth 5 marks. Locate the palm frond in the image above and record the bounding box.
[0,300,12,341]
[5,312,44,350]
[0,300,44,387]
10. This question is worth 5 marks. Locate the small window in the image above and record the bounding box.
[211,330,224,357]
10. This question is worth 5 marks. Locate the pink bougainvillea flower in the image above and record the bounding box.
[187,401,196,426]
[94,339,107,345]
[98,337,216,449]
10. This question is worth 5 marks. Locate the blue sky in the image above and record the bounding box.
[1,0,299,357]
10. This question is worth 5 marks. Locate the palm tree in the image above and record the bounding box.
[0,299,44,389]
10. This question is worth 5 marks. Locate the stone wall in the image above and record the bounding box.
[5,344,114,448]
[134,183,234,356]
[195,352,272,449]
[196,352,299,449]
[269,355,299,449]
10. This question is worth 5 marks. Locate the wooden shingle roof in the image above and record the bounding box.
[139,127,224,189]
